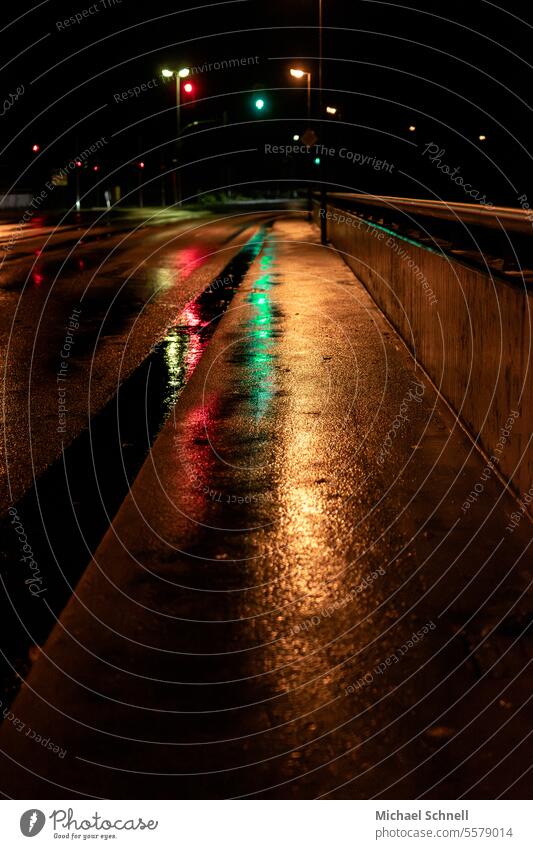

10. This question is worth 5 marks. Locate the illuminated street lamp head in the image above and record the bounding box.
[290,68,306,79]
[409,124,416,132]
[479,134,486,141]
[162,67,190,79]
[254,97,265,110]
[326,106,337,115]
[293,134,300,141]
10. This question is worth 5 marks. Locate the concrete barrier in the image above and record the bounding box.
[316,201,532,506]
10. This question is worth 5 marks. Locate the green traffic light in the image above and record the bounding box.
[254,98,265,110]
[314,156,320,165]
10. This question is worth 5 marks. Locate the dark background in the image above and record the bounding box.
[1,0,532,206]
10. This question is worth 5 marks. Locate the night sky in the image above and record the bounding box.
[2,0,532,205]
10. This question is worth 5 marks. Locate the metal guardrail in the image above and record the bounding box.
[324,193,533,236]
[314,193,533,285]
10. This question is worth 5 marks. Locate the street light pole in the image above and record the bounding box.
[306,72,312,220]
[290,68,313,218]
[223,109,231,200]
[162,67,190,207]
[319,0,323,99]
[319,0,327,244]
[290,68,311,121]
[175,73,182,205]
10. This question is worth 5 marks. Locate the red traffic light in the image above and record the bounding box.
[93,164,100,172]
[32,144,40,153]
[138,161,145,169]
[183,82,193,94]
[75,160,82,167]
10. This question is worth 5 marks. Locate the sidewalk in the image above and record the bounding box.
[0,218,530,799]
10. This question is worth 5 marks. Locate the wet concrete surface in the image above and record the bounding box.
[0,218,531,799]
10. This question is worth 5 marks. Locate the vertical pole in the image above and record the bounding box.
[223,110,231,200]
[319,0,327,243]
[176,74,182,206]
[138,135,143,208]
[307,73,312,220]
[75,135,81,211]
[319,0,323,96]
[160,151,166,207]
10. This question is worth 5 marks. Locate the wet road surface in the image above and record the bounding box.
[0,218,531,799]
[0,208,274,511]
[0,216,269,704]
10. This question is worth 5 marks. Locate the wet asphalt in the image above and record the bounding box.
[0,212,271,705]
[0,208,274,511]
[0,217,531,800]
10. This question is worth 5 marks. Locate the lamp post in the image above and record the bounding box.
[318,0,327,244]
[162,67,190,205]
[290,68,311,122]
[290,68,312,218]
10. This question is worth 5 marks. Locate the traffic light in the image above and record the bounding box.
[183,82,193,94]
[253,97,266,111]
[32,143,40,153]
[138,161,145,169]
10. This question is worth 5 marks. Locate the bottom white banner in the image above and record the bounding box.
[1,799,531,847]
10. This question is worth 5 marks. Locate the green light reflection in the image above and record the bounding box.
[246,247,276,420]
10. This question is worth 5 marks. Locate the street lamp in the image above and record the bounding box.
[290,67,311,121]
[326,105,337,115]
[318,0,327,244]
[161,67,191,204]
[479,134,487,141]
[290,68,313,219]
[409,124,416,132]
[162,67,190,79]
